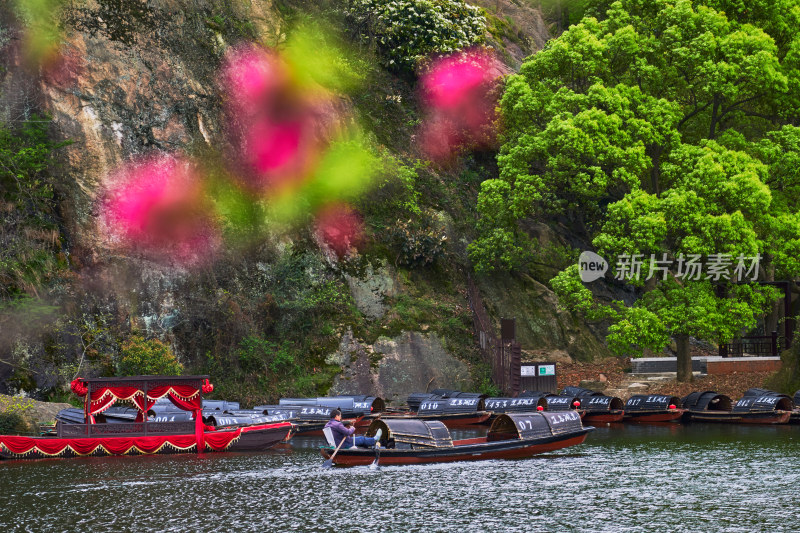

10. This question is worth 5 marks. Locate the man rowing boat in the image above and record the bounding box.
[324,409,381,448]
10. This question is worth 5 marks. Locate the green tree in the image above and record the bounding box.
[118,335,183,376]
[474,0,800,380]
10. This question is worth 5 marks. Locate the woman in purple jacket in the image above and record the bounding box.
[324,409,381,448]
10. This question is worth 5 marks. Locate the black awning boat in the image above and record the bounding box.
[319,411,593,467]
[681,390,790,424]
[562,387,625,424]
[623,394,684,423]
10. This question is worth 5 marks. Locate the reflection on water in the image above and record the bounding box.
[2,425,799,532]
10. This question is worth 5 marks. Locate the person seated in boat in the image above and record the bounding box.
[324,409,382,449]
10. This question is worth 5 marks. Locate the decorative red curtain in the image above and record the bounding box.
[0,428,243,457]
[88,387,144,416]
[85,384,202,416]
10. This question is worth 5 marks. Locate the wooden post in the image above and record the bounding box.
[510,342,521,396]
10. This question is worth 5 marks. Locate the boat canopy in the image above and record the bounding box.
[625,395,681,412]
[417,396,485,414]
[430,389,488,400]
[578,395,624,412]
[487,412,584,442]
[741,388,782,397]
[277,396,384,414]
[544,395,580,411]
[333,395,385,413]
[70,375,212,419]
[681,391,732,412]
[732,393,793,413]
[484,396,545,413]
[795,390,800,407]
[366,419,453,448]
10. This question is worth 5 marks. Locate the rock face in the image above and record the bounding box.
[345,262,398,320]
[0,394,72,433]
[327,330,473,405]
[477,273,612,362]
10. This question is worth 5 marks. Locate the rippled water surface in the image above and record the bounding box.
[2,424,799,532]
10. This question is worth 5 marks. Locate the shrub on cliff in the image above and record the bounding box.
[118,335,183,376]
[342,0,486,72]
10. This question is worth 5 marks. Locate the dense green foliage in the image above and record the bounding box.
[473,0,800,377]
[0,116,68,300]
[118,336,184,376]
[342,0,486,71]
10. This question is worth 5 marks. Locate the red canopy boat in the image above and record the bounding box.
[0,375,293,460]
[320,411,593,467]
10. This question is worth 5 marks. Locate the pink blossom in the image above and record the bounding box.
[418,50,500,162]
[219,44,321,192]
[100,154,219,267]
[315,204,364,258]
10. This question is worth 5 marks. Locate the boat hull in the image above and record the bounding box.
[623,410,684,423]
[684,410,791,425]
[0,423,292,460]
[583,411,625,424]
[319,429,592,467]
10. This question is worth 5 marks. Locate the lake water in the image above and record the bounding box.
[2,424,799,532]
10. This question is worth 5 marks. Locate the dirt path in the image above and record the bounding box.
[556,357,779,400]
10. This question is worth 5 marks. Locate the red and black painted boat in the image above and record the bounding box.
[319,411,593,467]
[383,395,492,428]
[623,394,684,423]
[681,390,791,424]
[791,390,800,424]
[561,387,625,424]
[0,376,293,460]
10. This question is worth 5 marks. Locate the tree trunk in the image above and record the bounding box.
[709,93,721,139]
[764,264,781,338]
[675,334,693,382]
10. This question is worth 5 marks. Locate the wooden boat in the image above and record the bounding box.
[320,411,593,467]
[395,393,491,427]
[791,390,800,424]
[0,376,293,460]
[483,396,547,423]
[561,387,625,424]
[681,390,792,424]
[384,397,491,428]
[623,395,684,423]
[732,390,792,424]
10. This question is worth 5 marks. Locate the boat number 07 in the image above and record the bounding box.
[517,420,533,430]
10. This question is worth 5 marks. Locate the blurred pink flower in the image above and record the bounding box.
[315,204,364,258]
[100,154,219,267]
[220,44,321,192]
[418,50,500,162]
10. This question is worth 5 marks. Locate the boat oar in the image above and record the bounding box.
[322,434,348,469]
[369,444,380,470]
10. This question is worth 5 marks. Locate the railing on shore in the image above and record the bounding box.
[466,275,520,395]
[719,331,784,357]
